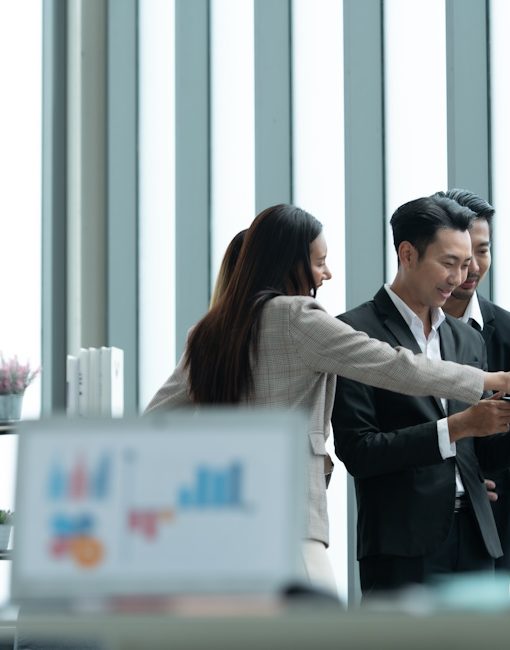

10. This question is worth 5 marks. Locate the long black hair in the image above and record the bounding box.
[209,229,247,308]
[185,204,323,403]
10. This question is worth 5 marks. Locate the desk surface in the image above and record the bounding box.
[7,604,510,650]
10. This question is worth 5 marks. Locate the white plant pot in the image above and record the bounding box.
[0,394,23,422]
[0,525,12,551]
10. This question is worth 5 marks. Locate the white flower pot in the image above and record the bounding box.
[0,394,23,422]
[0,525,12,551]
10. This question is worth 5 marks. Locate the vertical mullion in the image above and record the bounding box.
[446,0,492,298]
[42,0,68,415]
[254,0,292,210]
[343,0,385,608]
[107,0,139,414]
[344,0,385,310]
[175,0,210,357]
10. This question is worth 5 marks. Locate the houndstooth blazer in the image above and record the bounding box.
[145,296,484,545]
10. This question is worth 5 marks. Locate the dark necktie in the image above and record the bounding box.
[468,317,481,332]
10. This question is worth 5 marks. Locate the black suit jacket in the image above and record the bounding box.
[332,287,510,561]
[478,294,510,373]
[477,294,510,567]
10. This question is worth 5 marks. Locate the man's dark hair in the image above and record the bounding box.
[390,195,476,259]
[432,189,494,237]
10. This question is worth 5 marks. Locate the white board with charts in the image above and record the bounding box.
[11,410,307,600]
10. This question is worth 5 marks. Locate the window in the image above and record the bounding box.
[292,0,346,602]
[384,0,447,279]
[0,0,42,603]
[490,0,510,310]
[210,0,255,282]
[138,0,176,408]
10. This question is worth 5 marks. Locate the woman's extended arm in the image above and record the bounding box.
[287,297,502,404]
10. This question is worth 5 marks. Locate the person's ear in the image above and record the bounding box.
[398,241,417,269]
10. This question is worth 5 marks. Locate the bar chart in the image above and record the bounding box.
[48,454,111,501]
[178,461,243,509]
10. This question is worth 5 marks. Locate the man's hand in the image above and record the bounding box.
[484,478,498,502]
[448,392,510,443]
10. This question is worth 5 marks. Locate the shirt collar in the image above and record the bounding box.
[384,283,445,332]
[458,291,484,331]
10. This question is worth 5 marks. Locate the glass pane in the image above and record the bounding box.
[490,0,510,310]
[292,0,347,602]
[384,0,447,280]
[0,0,42,605]
[138,0,176,409]
[292,0,345,317]
[210,0,255,283]
[0,0,42,420]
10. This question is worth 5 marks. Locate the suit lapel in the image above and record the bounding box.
[373,287,446,417]
[373,288,422,354]
[482,321,495,347]
[478,294,496,347]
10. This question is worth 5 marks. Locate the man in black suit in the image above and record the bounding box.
[331,195,510,595]
[439,189,510,570]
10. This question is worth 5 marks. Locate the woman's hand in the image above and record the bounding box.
[484,371,510,395]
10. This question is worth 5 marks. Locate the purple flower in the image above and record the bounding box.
[0,354,40,395]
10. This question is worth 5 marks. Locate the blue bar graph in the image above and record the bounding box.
[178,462,243,509]
[48,461,66,500]
[230,462,241,505]
[92,454,111,499]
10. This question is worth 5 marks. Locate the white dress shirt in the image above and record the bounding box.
[459,291,484,332]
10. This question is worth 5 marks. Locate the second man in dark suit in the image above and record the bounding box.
[439,189,510,570]
[332,195,510,595]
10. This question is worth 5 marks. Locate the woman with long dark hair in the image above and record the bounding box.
[209,229,247,309]
[147,204,510,591]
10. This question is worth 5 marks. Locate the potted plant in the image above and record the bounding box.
[0,510,13,551]
[0,354,40,422]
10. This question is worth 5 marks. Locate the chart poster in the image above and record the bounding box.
[12,410,307,599]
